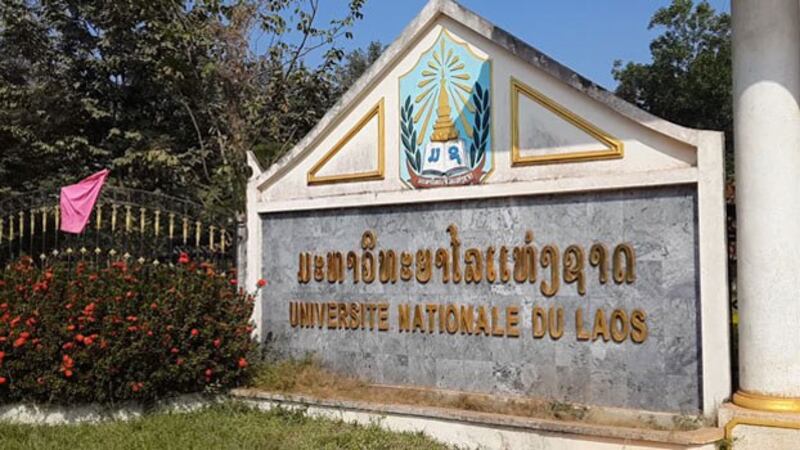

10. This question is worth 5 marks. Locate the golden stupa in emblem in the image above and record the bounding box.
[430,75,460,142]
[421,74,467,175]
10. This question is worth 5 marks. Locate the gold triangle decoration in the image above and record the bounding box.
[510,78,623,166]
[307,99,386,185]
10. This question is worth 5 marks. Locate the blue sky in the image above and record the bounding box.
[297,0,730,90]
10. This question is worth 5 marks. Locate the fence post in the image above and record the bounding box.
[236,215,247,285]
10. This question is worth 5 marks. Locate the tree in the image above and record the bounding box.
[334,40,384,94]
[613,1,739,332]
[612,0,732,176]
[0,0,368,216]
[249,40,384,168]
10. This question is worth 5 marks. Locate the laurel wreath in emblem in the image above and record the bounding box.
[469,82,490,168]
[401,82,490,174]
[400,95,422,173]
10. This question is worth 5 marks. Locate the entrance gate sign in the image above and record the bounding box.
[246,0,729,417]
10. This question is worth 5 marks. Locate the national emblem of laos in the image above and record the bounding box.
[400,29,492,188]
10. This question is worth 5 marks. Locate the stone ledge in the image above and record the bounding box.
[231,388,723,447]
[719,402,800,439]
[0,394,223,426]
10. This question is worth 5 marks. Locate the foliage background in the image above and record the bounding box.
[0,0,381,217]
[1,0,730,209]
[613,0,731,177]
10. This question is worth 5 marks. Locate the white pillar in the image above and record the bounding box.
[732,0,800,411]
[245,152,265,343]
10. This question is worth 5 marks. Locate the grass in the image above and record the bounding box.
[251,357,574,420]
[252,355,367,395]
[0,402,448,450]
[250,358,709,432]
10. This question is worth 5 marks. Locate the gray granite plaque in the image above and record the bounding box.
[260,185,701,413]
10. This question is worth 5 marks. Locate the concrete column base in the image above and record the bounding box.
[732,390,800,413]
[719,403,800,449]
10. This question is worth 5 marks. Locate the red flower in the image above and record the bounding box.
[32,280,49,293]
[84,337,94,346]
[0,351,4,361]
[75,334,85,343]
[82,303,96,316]
[60,354,75,378]
[62,342,74,350]
[257,279,267,288]
[150,303,158,310]
[238,358,248,369]
[37,377,45,385]
[67,324,76,332]
[176,358,184,366]
[212,338,221,348]
[0,377,6,385]
[178,252,190,264]
[13,337,26,348]
[170,348,179,354]
[131,382,144,392]
[205,368,213,377]
[230,279,238,286]
[190,329,199,337]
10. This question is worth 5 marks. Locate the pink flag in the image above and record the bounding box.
[59,169,110,234]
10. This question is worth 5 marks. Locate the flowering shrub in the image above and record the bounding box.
[0,256,258,405]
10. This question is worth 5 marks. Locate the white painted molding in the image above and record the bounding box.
[252,167,697,213]
[695,130,732,416]
[246,150,263,178]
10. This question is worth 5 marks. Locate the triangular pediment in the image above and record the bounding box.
[306,100,385,185]
[249,0,715,209]
[511,78,623,165]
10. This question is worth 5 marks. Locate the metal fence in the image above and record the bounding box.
[0,187,238,268]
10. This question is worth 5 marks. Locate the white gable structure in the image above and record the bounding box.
[246,0,728,419]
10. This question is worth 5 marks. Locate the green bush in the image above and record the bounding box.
[0,256,258,405]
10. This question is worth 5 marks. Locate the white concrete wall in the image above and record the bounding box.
[245,0,730,417]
